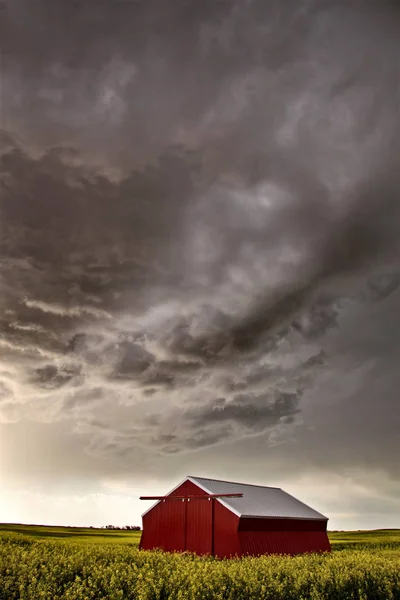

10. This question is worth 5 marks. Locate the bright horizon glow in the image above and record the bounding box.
[1,473,399,532]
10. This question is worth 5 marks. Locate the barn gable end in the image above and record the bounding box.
[140,478,237,556]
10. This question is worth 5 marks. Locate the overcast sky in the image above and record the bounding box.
[1,0,399,531]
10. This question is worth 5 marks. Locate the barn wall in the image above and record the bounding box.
[140,497,186,552]
[238,518,328,532]
[171,478,214,554]
[239,530,331,555]
[237,517,330,556]
[169,479,202,498]
[213,500,240,559]
[140,479,215,553]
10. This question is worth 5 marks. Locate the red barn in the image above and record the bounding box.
[139,476,331,558]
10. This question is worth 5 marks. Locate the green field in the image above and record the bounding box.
[0,523,141,545]
[2,522,400,549]
[329,528,400,549]
[1,524,399,600]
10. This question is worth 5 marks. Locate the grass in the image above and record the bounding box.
[1,523,399,549]
[329,529,400,544]
[328,529,400,551]
[0,523,141,545]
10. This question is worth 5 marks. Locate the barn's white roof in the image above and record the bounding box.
[188,476,328,520]
[140,475,328,520]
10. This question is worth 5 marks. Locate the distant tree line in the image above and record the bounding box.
[100,525,141,530]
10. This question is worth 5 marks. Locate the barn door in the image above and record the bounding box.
[157,498,186,552]
[185,497,213,555]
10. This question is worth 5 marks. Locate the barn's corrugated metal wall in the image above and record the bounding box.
[239,531,331,555]
[140,493,186,552]
[213,499,241,558]
[140,479,215,554]
[238,517,327,532]
[186,496,211,554]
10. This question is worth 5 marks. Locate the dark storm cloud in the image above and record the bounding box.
[187,390,300,434]
[32,364,81,390]
[363,271,400,302]
[0,0,400,495]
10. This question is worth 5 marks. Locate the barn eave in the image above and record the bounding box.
[239,514,329,521]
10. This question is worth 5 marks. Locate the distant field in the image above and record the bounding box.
[1,523,399,548]
[329,528,400,549]
[0,523,141,545]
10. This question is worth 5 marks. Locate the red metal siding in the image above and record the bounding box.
[213,500,241,559]
[140,479,217,553]
[186,497,212,554]
[169,480,201,498]
[239,530,331,555]
[140,496,185,551]
[238,518,328,532]
[237,516,330,556]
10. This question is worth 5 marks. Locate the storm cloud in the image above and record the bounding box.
[0,0,399,527]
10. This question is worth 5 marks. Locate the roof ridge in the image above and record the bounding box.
[189,475,281,490]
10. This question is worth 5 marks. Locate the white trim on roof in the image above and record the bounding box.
[140,476,189,518]
[239,515,328,521]
[186,476,242,518]
[141,475,243,519]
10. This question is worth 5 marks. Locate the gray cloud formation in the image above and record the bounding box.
[0,0,400,513]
